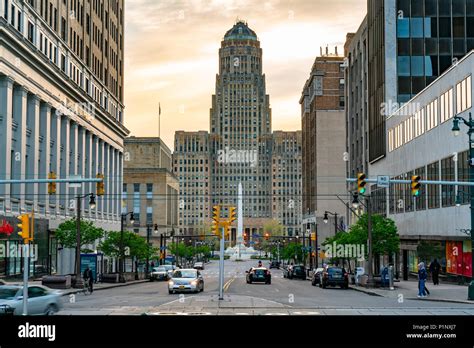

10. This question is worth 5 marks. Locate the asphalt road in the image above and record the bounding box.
[59,260,474,315]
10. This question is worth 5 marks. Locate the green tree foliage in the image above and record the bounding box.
[263,219,284,236]
[98,231,157,260]
[323,213,400,259]
[280,242,305,264]
[55,219,105,253]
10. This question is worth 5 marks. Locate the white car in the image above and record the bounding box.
[193,262,204,270]
[168,269,204,294]
[0,285,63,315]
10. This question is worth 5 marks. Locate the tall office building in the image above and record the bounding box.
[209,20,273,232]
[300,51,347,245]
[173,131,211,235]
[0,0,127,277]
[174,21,302,241]
[271,131,302,236]
[367,0,474,163]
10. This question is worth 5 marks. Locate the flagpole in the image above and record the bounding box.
[158,103,161,139]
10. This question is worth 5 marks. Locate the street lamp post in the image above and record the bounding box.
[323,211,339,236]
[74,193,96,289]
[452,112,474,300]
[120,212,134,283]
[352,192,374,287]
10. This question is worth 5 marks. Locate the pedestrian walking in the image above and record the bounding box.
[417,262,427,298]
[83,266,94,294]
[429,259,441,285]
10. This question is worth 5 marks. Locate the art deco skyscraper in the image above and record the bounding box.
[209,21,272,227]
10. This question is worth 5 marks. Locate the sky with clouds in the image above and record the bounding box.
[123,0,366,149]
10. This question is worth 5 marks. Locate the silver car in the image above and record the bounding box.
[168,269,204,294]
[150,266,169,281]
[0,285,63,315]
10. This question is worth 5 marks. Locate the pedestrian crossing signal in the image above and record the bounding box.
[96,173,105,196]
[48,172,57,194]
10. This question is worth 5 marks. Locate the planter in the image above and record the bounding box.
[42,275,72,289]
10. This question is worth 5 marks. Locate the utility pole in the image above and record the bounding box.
[218,226,225,300]
[366,195,374,287]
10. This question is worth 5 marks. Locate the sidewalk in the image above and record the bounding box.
[1,278,149,296]
[350,280,474,304]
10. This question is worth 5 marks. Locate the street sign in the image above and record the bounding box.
[68,175,82,188]
[377,175,389,188]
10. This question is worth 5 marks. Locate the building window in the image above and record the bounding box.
[441,157,455,207]
[427,161,440,209]
[456,75,472,114]
[426,99,438,131]
[457,150,470,205]
[133,183,140,221]
[146,206,153,223]
[146,183,153,199]
[440,88,454,123]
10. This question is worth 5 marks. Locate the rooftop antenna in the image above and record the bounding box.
[326,45,329,56]
[335,46,338,56]
[320,47,323,56]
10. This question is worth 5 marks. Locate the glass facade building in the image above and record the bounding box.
[397,0,474,102]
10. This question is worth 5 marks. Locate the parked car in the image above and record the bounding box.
[246,267,271,284]
[311,267,325,286]
[163,264,177,278]
[283,265,306,280]
[0,285,63,315]
[320,267,349,289]
[269,261,280,269]
[168,269,204,294]
[150,266,169,281]
[193,262,204,270]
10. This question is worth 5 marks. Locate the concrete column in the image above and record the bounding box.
[98,140,104,219]
[109,146,115,219]
[0,0,6,21]
[0,76,13,211]
[12,85,28,212]
[39,102,52,214]
[104,144,110,219]
[59,116,70,217]
[85,130,92,218]
[50,110,61,215]
[91,135,98,220]
[78,125,86,194]
[26,93,40,211]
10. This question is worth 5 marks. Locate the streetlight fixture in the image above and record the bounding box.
[119,211,134,283]
[323,211,339,235]
[451,112,474,300]
[73,193,96,289]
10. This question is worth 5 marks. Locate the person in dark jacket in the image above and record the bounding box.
[83,266,94,293]
[429,259,441,285]
[417,262,427,298]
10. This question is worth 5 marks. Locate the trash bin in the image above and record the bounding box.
[355,267,365,285]
[381,267,389,287]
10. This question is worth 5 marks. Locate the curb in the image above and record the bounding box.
[60,279,149,296]
[348,286,384,297]
[405,297,474,305]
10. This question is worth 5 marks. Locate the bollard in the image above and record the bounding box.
[389,265,394,290]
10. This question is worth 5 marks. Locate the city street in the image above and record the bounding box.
[60,260,474,315]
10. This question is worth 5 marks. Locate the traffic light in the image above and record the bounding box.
[264,232,270,240]
[357,173,366,194]
[212,205,221,237]
[96,173,105,196]
[311,233,316,241]
[212,219,220,238]
[411,175,421,196]
[48,172,57,195]
[17,214,30,244]
[229,206,236,223]
[223,223,230,239]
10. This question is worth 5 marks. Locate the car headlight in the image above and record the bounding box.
[168,281,174,286]
[191,280,197,286]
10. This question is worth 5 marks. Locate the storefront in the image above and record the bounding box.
[446,240,472,278]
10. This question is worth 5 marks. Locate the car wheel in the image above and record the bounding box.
[322,283,327,289]
[249,279,252,284]
[45,304,58,315]
[168,290,173,294]
[267,280,271,285]
[200,285,204,292]
[312,280,316,286]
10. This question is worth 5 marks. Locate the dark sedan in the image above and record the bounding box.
[246,267,271,284]
[269,261,280,269]
[283,265,306,280]
[311,268,325,286]
[320,267,349,289]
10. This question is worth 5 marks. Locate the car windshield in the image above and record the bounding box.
[172,270,196,278]
[294,266,304,271]
[0,288,19,300]
[164,265,173,271]
[328,268,343,274]
[254,269,266,275]
[154,267,166,272]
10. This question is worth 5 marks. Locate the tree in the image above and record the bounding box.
[98,231,157,260]
[263,219,284,236]
[417,241,443,263]
[280,242,304,264]
[55,218,105,253]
